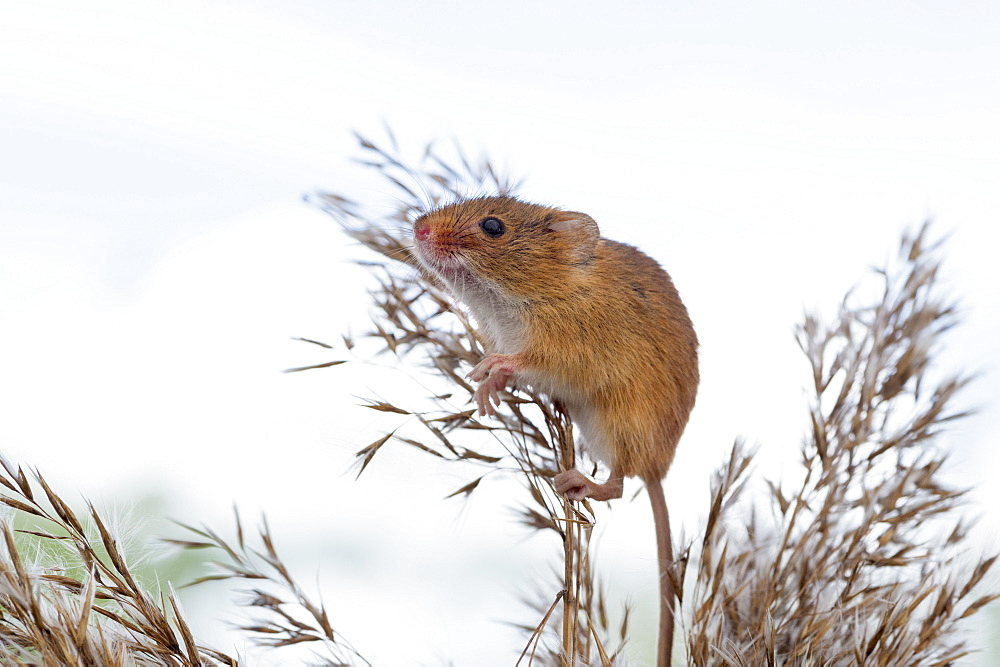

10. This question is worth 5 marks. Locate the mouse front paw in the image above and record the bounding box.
[468,353,523,416]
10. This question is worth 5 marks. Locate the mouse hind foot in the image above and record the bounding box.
[554,469,623,501]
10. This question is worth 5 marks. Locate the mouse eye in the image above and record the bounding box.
[479,217,505,238]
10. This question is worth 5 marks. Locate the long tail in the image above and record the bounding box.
[646,476,674,666]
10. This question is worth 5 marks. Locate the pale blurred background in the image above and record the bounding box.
[2,0,998,663]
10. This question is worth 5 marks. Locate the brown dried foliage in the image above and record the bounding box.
[310,134,995,664]
[0,131,994,666]
[167,512,369,666]
[0,461,367,665]
[310,132,624,665]
[0,461,234,666]
[683,224,997,665]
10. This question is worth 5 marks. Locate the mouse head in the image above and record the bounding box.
[413,196,600,302]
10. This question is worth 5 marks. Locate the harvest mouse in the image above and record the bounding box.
[412,195,698,666]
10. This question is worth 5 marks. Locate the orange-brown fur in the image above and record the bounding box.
[413,196,698,480]
[413,195,698,666]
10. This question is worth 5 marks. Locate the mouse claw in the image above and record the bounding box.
[467,359,491,383]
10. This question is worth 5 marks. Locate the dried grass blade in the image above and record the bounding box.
[359,399,409,415]
[168,586,199,661]
[395,436,447,459]
[73,570,97,649]
[354,431,395,478]
[0,496,45,517]
[36,472,86,536]
[444,476,484,499]
[283,360,346,373]
[958,593,1000,619]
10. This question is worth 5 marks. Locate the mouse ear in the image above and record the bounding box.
[548,211,600,263]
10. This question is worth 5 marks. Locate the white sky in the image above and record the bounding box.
[2,0,999,663]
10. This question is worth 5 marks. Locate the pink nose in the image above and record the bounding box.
[414,224,431,241]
